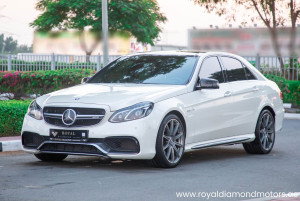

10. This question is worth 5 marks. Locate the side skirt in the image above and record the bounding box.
[186,134,255,151]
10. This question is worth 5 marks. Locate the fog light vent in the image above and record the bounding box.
[104,137,139,153]
[22,132,45,148]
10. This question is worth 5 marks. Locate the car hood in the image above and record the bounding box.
[38,83,188,111]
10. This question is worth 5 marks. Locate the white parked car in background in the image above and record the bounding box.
[22,51,284,168]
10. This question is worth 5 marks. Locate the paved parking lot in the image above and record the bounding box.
[1,119,299,201]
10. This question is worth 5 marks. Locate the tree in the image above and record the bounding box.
[0,34,33,54]
[0,6,7,53]
[288,0,300,78]
[31,0,167,59]
[0,34,4,53]
[3,36,18,53]
[193,0,300,79]
[250,0,285,68]
[17,44,33,53]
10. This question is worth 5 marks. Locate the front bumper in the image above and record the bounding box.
[25,141,110,158]
[22,131,140,159]
[21,105,162,160]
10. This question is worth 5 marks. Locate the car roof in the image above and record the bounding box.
[128,51,203,57]
[127,50,243,58]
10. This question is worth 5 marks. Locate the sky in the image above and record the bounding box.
[0,0,234,46]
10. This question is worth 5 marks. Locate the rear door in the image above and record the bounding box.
[220,56,261,136]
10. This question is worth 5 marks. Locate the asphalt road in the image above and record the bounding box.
[1,119,299,201]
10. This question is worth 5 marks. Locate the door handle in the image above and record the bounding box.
[252,86,259,91]
[224,91,232,97]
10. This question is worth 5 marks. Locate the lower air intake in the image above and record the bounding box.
[104,137,140,153]
[39,143,103,155]
[22,132,46,149]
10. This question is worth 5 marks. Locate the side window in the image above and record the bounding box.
[221,57,247,82]
[244,65,257,80]
[199,57,224,83]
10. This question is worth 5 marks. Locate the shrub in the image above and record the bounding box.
[0,69,96,99]
[0,100,31,137]
[265,75,300,107]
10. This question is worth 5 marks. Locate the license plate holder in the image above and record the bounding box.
[49,129,88,142]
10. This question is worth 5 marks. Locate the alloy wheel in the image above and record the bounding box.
[259,112,275,151]
[162,119,184,164]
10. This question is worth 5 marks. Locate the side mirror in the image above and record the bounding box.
[195,77,219,90]
[81,76,91,84]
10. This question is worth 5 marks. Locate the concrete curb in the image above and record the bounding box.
[283,103,292,109]
[0,136,22,152]
[284,113,300,120]
[0,140,22,152]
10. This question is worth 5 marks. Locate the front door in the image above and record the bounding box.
[185,56,234,144]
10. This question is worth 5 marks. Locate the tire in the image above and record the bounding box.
[152,114,185,168]
[243,109,275,154]
[34,153,68,162]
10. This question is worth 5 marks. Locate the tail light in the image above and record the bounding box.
[279,91,283,100]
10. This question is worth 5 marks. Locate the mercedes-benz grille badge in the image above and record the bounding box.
[62,109,77,126]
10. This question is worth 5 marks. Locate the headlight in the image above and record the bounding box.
[109,102,154,123]
[27,100,43,120]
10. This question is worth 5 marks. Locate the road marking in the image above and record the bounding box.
[24,182,74,189]
[56,171,86,176]
[111,160,123,163]
[24,185,45,189]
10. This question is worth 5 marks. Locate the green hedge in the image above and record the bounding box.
[265,75,300,107]
[0,69,96,136]
[0,100,31,137]
[0,69,96,99]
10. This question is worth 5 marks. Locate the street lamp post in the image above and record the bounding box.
[102,0,109,66]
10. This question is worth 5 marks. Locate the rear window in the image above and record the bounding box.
[221,57,247,82]
[244,65,257,80]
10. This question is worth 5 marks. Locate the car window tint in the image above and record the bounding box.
[244,65,257,80]
[88,55,198,85]
[199,57,224,83]
[221,57,247,82]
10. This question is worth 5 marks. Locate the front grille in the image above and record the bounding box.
[39,143,104,155]
[43,107,105,127]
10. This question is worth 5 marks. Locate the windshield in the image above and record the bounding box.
[88,55,199,85]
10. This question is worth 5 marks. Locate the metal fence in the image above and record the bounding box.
[243,55,300,81]
[0,53,299,80]
[0,54,121,71]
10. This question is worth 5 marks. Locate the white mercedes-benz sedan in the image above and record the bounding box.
[22,51,284,168]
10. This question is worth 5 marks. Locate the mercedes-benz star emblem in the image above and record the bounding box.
[62,109,77,126]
